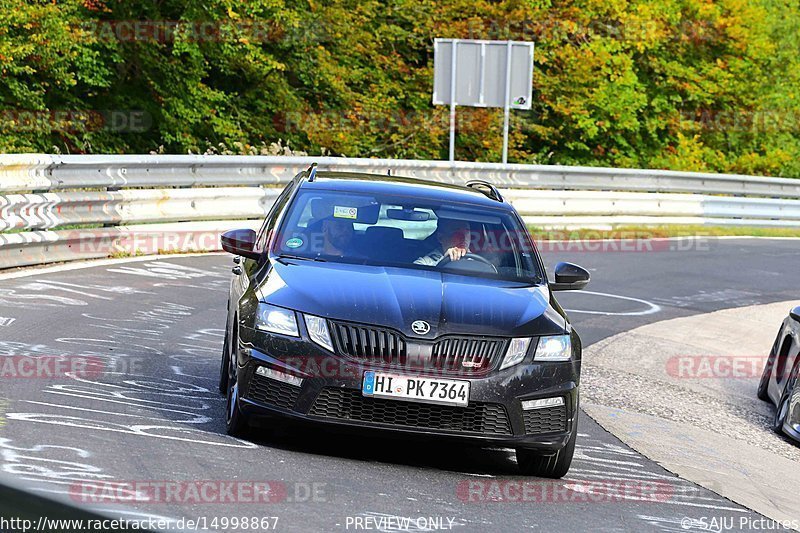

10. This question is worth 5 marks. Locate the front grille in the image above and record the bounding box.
[523,405,567,434]
[309,388,512,436]
[246,373,301,410]
[330,321,407,363]
[330,320,506,374]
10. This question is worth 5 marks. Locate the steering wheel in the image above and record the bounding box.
[436,252,498,274]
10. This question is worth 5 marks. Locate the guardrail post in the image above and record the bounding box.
[103,185,121,228]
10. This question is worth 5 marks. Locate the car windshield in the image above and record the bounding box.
[272,188,543,283]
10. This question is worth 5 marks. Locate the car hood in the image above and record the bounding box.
[257,260,565,338]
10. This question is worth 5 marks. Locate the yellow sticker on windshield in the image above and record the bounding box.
[333,206,358,219]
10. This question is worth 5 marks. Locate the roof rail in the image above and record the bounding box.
[306,162,318,182]
[465,180,504,202]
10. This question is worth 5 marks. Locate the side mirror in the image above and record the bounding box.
[550,262,590,291]
[790,306,800,323]
[221,229,260,261]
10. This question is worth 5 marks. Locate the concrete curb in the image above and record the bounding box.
[583,404,800,525]
[582,301,800,526]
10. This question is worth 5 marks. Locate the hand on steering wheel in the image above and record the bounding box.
[436,250,499,273]
[444,246,468,262]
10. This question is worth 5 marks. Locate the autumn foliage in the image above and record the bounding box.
[1,0,798,177]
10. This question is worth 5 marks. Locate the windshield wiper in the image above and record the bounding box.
[276,254,327,264]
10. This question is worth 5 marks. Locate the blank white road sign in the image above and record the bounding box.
[433,39,534,110]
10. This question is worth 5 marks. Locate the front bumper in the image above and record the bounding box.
[235,327,580,452]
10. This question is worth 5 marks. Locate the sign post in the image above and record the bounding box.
[449,39,459,162]
[433,39,534,163]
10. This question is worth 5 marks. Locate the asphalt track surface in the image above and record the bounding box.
[0,238,799,532]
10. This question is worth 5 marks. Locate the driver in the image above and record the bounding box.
[321,217,356,257]
[414,218,470,266]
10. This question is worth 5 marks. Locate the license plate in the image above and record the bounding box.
[362,371,469,407]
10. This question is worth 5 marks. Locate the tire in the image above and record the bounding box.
[757,348,776,402]
[218,328,230,395]
[517,409,578,479]
[225,320,249,437]
[773,363,799,435]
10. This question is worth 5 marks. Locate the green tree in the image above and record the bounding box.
[1,0,798,179]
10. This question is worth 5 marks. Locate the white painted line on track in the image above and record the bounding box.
[563,290,662,316]
[171,365,216,381]
[0,252,223,281]
[6,412,257,448]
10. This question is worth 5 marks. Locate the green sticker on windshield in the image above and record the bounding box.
[286,237,303,249]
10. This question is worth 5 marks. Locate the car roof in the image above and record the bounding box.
[299,171,509,209]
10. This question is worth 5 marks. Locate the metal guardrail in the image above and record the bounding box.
[0,221,261,270]
[4,154,800,197]
[0,188,279,231]
[1,154,799,269]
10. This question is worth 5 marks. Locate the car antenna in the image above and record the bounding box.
[465,180,503,202]
[307,163,318,182]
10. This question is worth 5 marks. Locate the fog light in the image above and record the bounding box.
[255,366,303,387]
[521,397,564,410]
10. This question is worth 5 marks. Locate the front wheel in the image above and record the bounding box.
[225,322,249,437]
[757,338,780,401]
[516,410,578,479]
[773,363,799,435]
[218,329,230,395]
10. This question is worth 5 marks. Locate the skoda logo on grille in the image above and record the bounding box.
[411,320,431,335]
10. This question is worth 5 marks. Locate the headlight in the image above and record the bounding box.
[500,337,532,370]
[534,335,571,362]
[255,303,298,336]
[304,314,333,352]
